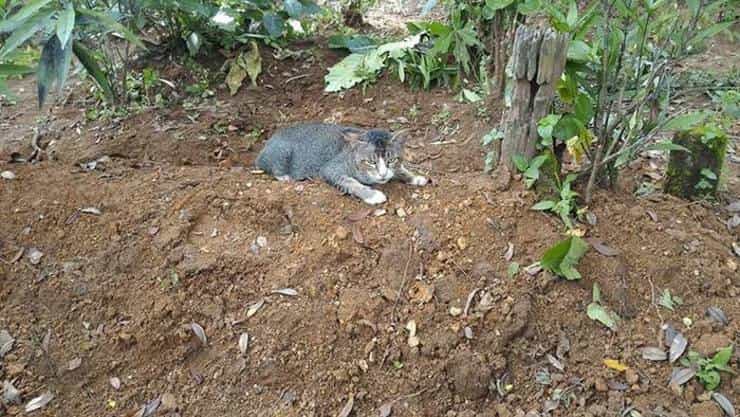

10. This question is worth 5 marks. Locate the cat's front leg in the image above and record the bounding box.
[335,176,387,205]
[394,165,428,186]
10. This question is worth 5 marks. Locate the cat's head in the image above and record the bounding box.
[344,128,407,184]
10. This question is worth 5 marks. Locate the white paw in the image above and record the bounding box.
[363,190,387,205]
[410,176,428,186]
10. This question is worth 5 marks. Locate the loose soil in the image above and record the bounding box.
[1,32,738,417]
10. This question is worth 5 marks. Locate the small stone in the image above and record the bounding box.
[625,368,639,385]
[693,333,732,356]
[690,401,723,417]
[449,307,462,316]
[160,393,178,411]
[1,171,15,180]
[446,351,492,400]
[256,236,268,248]
[335,226,349,240]
[457,237,468,250]
[397,207,407,218]
[594,377,608,392]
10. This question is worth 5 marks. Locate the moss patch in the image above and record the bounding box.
[663,125,728,199]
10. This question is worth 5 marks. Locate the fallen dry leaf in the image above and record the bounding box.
[669,332,687,363]
[547,354,564,371]
[712,392,735,417]
[337,395,354,417]
[25,391,54,413]
[11,248,24,263]
[641,347,668,361]
[80,207,102,215]
[669,367,695,386]
[603,359,629,372]
[190,322,207,345]
[3,380,21,404]
[238,333,249,355]
[504,242,514,261]
[586,238,620,257]
[378,402,393,417]
[272,288,298,296]
[706,306,728,326]
[351,224,364,244]
[0,330,14,357]
[247,299,265,318]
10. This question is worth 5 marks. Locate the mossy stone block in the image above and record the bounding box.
[664,126,728,199]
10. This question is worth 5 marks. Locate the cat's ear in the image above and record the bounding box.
[341,128,365,143]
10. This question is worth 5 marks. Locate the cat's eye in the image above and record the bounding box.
[387,157,398,164]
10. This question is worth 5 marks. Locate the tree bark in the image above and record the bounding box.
[498,25,569,171]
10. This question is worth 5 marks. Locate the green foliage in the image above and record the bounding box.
[587,283,620,331]
[541,235,588,280]
[681,346,735,390]
[0,0,323,107]
[532,173,579,229]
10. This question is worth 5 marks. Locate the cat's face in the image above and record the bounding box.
[350,130,405,184]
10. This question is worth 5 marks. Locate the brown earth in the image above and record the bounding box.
[1,36,739,417]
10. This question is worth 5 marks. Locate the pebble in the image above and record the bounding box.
[625,368,639,385]
[0,171,15,180]
[594,377,609,392]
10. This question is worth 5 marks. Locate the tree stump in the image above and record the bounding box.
[496,25,570,171]
[664,128,728,199]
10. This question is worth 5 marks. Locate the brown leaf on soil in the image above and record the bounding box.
[669,332,687,363]
[504,242,514,261]
[585,238,620,256]
[10,248,24,263]
[641,347,668,361]
[669,367,695,386]
[272,288,298,296]
[247,299,265,318]
[712,392,736,417]
[706,306,728,326]
[25,392,54,413]
[646,209,658,222]
[190,322,207,345]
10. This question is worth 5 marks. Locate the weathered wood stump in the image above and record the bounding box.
[496,25,570,171]
[664,128,728,199]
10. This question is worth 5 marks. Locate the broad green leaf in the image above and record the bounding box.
[0,0,52,34]
[0,63,34,76]
[0,8,54,59]
[284,0,303,18]
[486,0,516,11]
[587,303,618,330]
[327,35,376,53]
[541,236,589,280]
[56,3,75,48]
[537,114,562,144]
[567,40,594,62]
[77,7,145,49]
[532,200,556,211]
[244,41,262,87]
[325,53,366,92]
[686,0,700,15]
[662,111,708,131]
[690,21,734,46]
[566,0,577,28]
[298,0,321,15]
[262,12,284,38]
[574,93,594,124]
[512,154,529,172]
[711,345,733,368]
[72,42,113,101]
[0,78,15,99]
[700,168,717,181]
[646,141,690,153]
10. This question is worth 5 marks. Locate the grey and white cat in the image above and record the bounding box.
[255,123,428,205]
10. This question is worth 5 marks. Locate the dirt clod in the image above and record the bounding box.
[445,350,492,400]
[693,333,732,357]
[690,401,723,417]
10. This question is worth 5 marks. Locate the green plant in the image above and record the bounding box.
[536,0,735,202]
[681,345,735,390]
[532,173,579,229]
[587,283,620,330]
[540,235,588,280]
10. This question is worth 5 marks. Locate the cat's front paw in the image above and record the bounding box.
[410,176,428,186]
[362,190,387,205]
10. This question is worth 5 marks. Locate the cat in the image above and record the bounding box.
[255,123,428,205]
